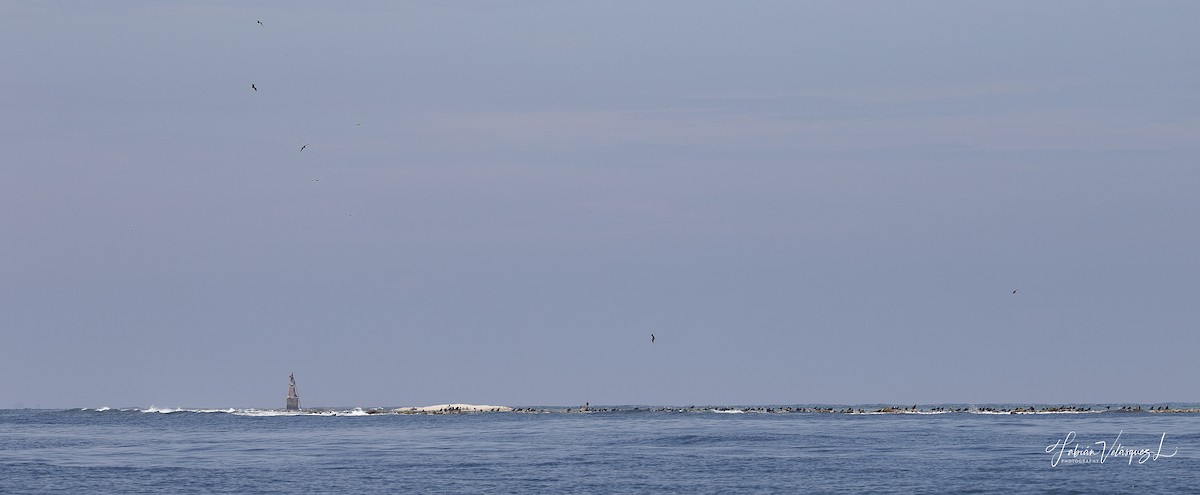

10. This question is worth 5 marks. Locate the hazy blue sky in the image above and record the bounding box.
[2,1,1198,408]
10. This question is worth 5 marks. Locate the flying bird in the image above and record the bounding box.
[251,83,257,91]
[650,334,656,343]
[299,144,307,152]
[1012,289,1018,294]
[355,122,365,126]
[256,20,264,26]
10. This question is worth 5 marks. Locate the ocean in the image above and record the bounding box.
[3,406,1198,493]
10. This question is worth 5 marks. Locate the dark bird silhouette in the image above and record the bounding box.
[299,144,307,152]
[256,20,264,26]
[251,83,257,91]
[1012,289,1018,294]
[650,334,656,343]
[355,122,365,126]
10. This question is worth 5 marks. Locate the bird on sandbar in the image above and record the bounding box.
[650,334,656,343]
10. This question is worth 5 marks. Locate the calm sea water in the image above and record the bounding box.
[2,406,1198,493]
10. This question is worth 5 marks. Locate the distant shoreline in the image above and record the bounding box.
[35,403,1200,416]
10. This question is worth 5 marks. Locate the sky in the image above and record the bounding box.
[2,1,1198,409]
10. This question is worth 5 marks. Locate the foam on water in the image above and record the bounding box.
[62,403,1200,418]
[230,408,320,417]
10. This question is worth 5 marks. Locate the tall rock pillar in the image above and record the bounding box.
[286,372,300,411]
